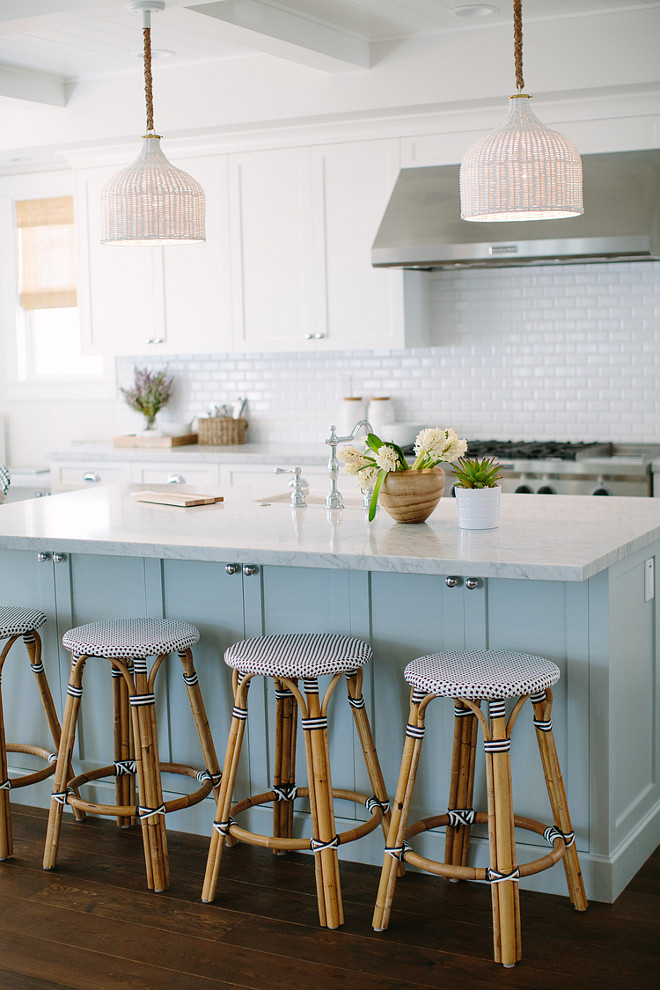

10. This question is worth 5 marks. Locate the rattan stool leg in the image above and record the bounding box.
[445,700,479,868]
[304,678,343,929]
[43,655,87,871]
[178,649,221,801]
[202,673,251,903]
[345,670,392,842]
[485,702,521,968]
[272,679,298,843]
[112,665,134,829]
[373,689,427,932]
[0,672,11,860]
[531,691,588,912]
[131,658,168,892]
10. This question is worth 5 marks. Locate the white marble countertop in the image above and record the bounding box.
[48,442,328,465]
[2,485,660,581]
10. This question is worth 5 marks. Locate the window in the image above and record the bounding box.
[15,195,103,379]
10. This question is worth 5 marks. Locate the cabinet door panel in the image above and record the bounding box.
[230,148,314,350]
[0,550,61,759]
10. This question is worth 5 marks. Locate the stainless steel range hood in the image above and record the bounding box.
[372,149,660,270]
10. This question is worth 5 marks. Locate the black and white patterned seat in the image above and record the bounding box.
[62,617,199,658]
[224,632,372,679]
[0,605,47,639]
[0,464,10,499]
[404,649,560,701]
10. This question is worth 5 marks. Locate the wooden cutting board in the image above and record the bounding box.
[113,433,198,448]
[132,491,224,507]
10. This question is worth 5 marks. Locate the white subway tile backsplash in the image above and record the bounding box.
[117,261,660,445]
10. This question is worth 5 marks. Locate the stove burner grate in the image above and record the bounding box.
[466,440,611,461]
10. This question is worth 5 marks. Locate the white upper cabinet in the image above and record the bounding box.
[75,137,428,358]
[76,155,232,356]
[229,137,429,353]
[228,147,315,352]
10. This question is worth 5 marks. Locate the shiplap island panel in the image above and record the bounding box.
[0,486,658,903]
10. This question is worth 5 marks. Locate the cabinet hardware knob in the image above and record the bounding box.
[52,553,67,563]
[145,337,164,344]
[465,577,480,590]
[82,472,101,483]
[167,474,185,485]
[445,576,461,588]
[242,564,258,576]
[37,552,50,562]
[225,563,240,575]
[304,333,326,340]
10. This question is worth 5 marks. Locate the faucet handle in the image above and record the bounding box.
[275,466,307,508]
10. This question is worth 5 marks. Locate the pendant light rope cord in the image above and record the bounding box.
[143,26,155,133]
[513,0,524,92]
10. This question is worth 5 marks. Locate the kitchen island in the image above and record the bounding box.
[0,485,658,903]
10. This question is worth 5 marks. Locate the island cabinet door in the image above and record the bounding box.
[0,549,66,805]
[369,571,487,838]
[158,557,249,833]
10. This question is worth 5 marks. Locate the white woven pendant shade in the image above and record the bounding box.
[460,95,583,222]
[101,135,205,244]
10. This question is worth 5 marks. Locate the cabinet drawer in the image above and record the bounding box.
[51,462,131,493]
[131,463,220,488]
[220,463,328,492]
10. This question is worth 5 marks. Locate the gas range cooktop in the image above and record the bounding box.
[466,440,611,461]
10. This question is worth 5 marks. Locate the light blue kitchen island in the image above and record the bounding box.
[0,485,658,903]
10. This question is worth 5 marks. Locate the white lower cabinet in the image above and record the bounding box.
[130,461,221,489]
[50,460,132,493]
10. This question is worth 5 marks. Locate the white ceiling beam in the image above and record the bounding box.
[187,1,372,71]
[0,63,67,106]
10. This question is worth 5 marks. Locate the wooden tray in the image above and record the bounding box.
[132,491,224,507]
[113,433,198,449]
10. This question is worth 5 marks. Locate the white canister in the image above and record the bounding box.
[367,397,395,434]
[337,397,367,436]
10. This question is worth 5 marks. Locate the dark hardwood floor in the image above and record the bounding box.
[0,803,658,990]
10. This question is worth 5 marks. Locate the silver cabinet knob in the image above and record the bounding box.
[225,563,240,575]
[52,552,67,563]
[145,337,164,344]
[465,577,481,590]
[37,552,50,562]
[304,333,326,340]
[445,576,461,588]
[167,474,185,485]
[243,564,258,576]
[82,472,101,483]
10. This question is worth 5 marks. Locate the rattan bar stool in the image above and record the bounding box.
[202,632,392,929]
[0,605,81,860]
[372,649,588,968]
[43,617,221,893]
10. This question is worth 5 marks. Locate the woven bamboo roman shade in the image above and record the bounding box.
[459,0,583,222]
[16,196,77,310]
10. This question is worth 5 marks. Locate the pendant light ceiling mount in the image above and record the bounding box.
[459,0,583,223]
[101,0,205,245]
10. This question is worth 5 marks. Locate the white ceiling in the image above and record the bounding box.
[1,0,658,104]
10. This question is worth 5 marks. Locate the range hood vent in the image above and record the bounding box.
[372,149,660,270]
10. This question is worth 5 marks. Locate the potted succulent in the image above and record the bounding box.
[452,456,503,530]
[120,366,174,432]
[338,427,467,523]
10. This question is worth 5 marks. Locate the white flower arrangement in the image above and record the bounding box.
[338,427,467,521]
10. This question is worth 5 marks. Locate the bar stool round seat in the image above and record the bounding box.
[43,617,221,893]
[373,648,588,968]
[1,605,72,861]
[202,632,391,930]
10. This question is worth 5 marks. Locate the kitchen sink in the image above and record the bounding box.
[255,492,364,507]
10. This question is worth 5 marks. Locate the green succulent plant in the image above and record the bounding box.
[453,456,502,490]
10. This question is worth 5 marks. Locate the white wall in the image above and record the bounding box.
[116,261,660,448]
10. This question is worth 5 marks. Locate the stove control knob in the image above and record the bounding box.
[537,484,556,495]
[592,480,612,496]
[515,484,534,494]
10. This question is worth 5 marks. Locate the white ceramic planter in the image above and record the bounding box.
[455,485,501,530]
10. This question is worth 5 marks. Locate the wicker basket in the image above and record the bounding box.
[197,417,248,445]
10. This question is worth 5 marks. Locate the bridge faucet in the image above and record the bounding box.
[324,419,372,510]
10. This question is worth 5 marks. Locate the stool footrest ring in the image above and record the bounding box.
[227,786,385,852]
[5,744,58,789]
[61,761,213,818]
[403,810,570,881]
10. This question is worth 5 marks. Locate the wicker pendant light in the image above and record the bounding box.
[460,0,583,222]
[101,1,205,245]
